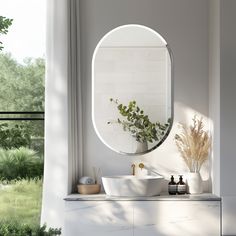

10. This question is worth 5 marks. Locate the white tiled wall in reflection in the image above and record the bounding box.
[94,47,171,153]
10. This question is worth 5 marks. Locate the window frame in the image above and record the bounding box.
[0,111,44,120]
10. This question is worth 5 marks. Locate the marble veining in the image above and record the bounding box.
[64,197,221,236]
[64,193,221,201]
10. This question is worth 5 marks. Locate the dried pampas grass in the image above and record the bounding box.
[175,115,211,172]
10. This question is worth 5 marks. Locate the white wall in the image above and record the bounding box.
[209,0,220,197]
[220,0,236,234]
[209,1,236,234]
[80,0,210,192]
[100,25,165,47]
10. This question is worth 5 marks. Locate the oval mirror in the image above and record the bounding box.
[92,24,173,155]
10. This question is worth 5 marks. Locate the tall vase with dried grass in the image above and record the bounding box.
[175,115,211,194]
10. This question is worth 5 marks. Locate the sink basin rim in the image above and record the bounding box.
[102,175,163,180]
[102,175,164,197]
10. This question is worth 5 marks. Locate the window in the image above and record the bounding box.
[0,0,46,227]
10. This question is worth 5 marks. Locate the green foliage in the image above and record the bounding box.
[30,137,44,156]
[0,179,42,226]
[0,148,43,181]
[0,221,32,236]
[0,123,31,149]
[0,16,13,51]
[0,121,44,156]
[0,54,45,112]
[0,16,48,234]
[34,224,61,236]
[0,53,45,141]
[108,98,171,143]
[0,221,61,236]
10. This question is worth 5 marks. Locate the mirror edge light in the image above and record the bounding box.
[92,24,174,156]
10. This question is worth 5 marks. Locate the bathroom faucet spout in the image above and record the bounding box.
[131,164,135,176]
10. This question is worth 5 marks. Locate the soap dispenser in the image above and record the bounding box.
[177,175,186,195]
[168,175,177,195]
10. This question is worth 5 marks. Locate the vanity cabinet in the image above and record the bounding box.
[64,194,221,236]
[133,201,220,236]
[64,201,133,236]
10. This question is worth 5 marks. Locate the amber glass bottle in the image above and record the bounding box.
[177,175,186,195]
[168,175,177,195]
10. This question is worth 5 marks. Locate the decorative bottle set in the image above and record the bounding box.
[168,175,187,195]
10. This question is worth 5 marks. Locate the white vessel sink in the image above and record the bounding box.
[102,175,163,197]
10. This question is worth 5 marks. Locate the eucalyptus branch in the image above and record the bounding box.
[108,98,170,143]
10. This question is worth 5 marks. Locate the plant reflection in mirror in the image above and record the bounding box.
[108,98,170,144]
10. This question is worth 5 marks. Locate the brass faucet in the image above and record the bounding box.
[131,164,135,175]
[139,163,144,170]
[131,163,145,175]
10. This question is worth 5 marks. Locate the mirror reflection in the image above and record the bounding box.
[92,24,173,155]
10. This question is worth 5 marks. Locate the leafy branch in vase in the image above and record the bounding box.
[107,98,171,143]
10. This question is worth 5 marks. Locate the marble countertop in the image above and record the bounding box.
[64,193,221,201]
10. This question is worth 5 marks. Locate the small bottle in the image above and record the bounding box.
[177,175,186,195]
[168,175,177,195]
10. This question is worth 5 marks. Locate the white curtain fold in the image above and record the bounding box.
[67,0,83,193]
[41,0,82,229]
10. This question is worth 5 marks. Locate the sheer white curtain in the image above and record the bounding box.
[68,0,83,193]
[41,0,82,230]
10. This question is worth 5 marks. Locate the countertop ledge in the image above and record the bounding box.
[64,193,221,201]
